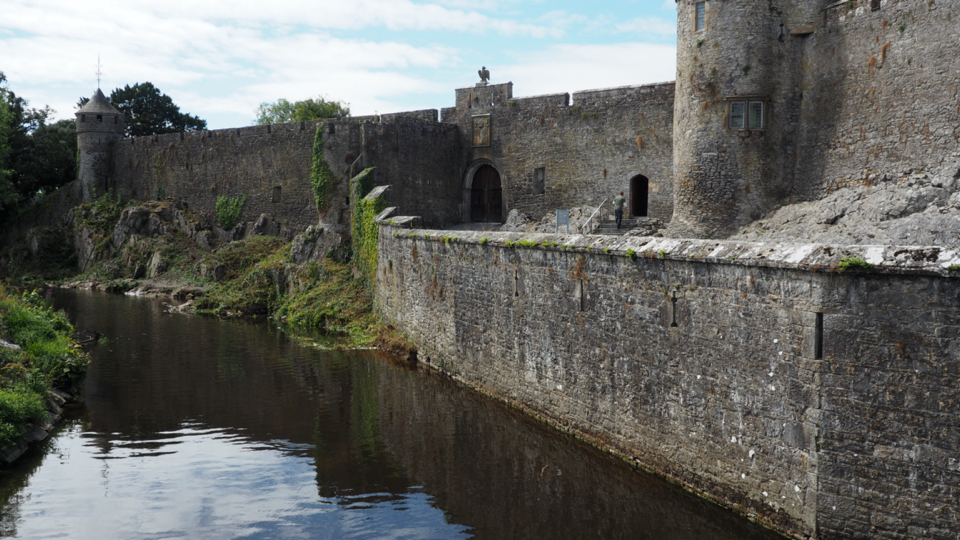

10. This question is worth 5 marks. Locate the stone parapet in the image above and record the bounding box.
[376,226,960,539]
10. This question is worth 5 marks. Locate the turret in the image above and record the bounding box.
[668,0,807,238]
[76,89,124,202]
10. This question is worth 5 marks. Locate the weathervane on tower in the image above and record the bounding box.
[95,54,102,89]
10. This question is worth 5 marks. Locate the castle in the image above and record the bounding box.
[69,1,960,538]
[75,0,960,245]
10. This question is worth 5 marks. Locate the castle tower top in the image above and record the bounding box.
[76,89,124,135]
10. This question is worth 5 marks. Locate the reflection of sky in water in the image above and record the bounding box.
[13,423,472,540]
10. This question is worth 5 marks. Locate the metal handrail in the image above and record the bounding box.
[580,198,607,233]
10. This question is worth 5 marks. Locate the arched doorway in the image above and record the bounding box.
[630,174,649,217]
[471,164,503,222]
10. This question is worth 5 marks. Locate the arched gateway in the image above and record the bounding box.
[463,162,504,223]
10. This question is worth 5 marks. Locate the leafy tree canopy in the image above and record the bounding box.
[0,74,17,215]
[1,71,72,220]
[78,82,206,137]
[255,97,349,125]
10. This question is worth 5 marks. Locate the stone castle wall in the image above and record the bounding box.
[112,121,325,236]
[794,0,960,196]
[375,227,960,539]
[443,82,675,222]
[669,0,960,239]
[103,81,674,235]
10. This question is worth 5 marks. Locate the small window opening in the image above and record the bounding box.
[114,116,118,125]
[97,114,103,122]
[272,186,282,203]
[534,167,545,195]
[328,123,335,135]
[729,100,765,130]
[815,313,824,359]
[870,0,881,10]
[670,291,679,328]
[576,279,585,312]
[345,197,350,206]
[695,2,706,31]
[514,269,519,297]
[81,114,86,123]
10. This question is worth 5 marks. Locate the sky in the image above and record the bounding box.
[0,0,678,130]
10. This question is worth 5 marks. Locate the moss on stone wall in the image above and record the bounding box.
[310,126,335,213]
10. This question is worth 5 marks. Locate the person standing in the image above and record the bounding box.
[613,192,627,229]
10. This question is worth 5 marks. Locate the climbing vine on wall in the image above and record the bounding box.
[310,126,335,213]
[350,168,384,287]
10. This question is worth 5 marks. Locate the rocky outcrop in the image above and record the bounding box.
[734,158,960,248]
[290,225,347,264]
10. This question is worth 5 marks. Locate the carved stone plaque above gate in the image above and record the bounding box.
[472,115,491,147]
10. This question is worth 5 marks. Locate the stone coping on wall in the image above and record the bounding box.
[382,222,960,276]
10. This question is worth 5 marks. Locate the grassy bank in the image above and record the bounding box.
[0,286,89,450]
[1,188,415,355]
[194,237,382,347]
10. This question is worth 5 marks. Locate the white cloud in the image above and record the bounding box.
[614,17,676,36]
[0,1,677,128]
[498,42,676,99]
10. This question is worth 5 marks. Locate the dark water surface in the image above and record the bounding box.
[0,289,784,539]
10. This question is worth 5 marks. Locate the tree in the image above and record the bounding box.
[79,82,206,137]
[255,97,349,125]
[0,76,17,216]
[0,72,79,220]
[13,119,77,198]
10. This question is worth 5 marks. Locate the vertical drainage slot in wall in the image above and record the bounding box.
[815,313,824,359]
[670,291,679,328]
[514,269,519,297]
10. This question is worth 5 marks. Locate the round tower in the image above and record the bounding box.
[668,0,798,239]
[75,89,124,202]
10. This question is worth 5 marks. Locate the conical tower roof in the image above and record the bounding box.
[76,88,121,116]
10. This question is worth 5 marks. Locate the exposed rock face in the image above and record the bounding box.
[497,206,602,234]
[290,225,346,264]
[110,200,213,250]
[733,159,960,248]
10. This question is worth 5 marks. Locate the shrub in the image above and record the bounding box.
[837,257,875,272]
[215,194,247,230]
[0,385,48,449]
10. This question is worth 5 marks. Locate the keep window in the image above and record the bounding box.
[695,2,706,31]
[728,100,765,130]
[97,114,103,122]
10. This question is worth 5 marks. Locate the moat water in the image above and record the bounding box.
[0,289,784,539]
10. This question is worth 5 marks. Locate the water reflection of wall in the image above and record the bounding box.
[371,361,777,540]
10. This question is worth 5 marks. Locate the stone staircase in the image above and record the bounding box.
[593,217,664,236]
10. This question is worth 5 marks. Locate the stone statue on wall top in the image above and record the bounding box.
[478,66,490,85]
